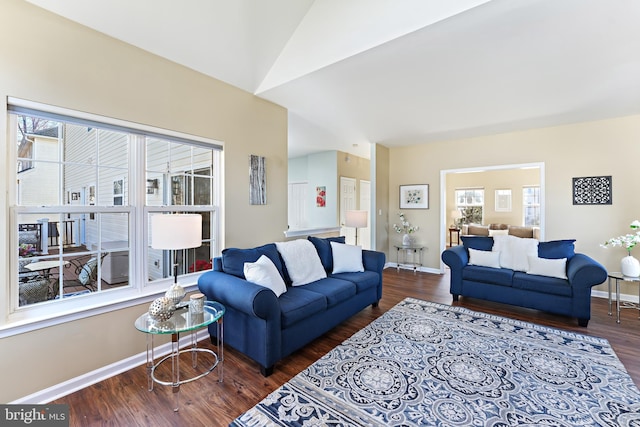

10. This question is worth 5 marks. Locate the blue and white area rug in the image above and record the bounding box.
[231,298,640,426]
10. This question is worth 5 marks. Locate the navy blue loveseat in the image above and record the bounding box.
[197,236,385,376]
[441,236,607,326]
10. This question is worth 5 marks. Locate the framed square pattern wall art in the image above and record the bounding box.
[572,175,612,205]
[400,184,429,209]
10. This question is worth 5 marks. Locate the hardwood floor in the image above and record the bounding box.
[53,268,640,426]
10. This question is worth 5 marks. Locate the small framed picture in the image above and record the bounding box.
[400,184,429,209]
[495,189,512,212]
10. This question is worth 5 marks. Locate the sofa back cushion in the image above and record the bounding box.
[492,235,539,272]
[467,224,489,236]
[221,243,285,280]
[308,236,346,271]
[330,241,364,273]
[275,239,327,286]
[468,248,501,268]
[461,235,494,251]
[508,226,534,238]
[538,239,576,260]
[243,255,288,296]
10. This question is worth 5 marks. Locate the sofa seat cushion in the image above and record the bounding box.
[279,287,327,328]
[330,271,380,293]
[462,265,514,287]
[298,277,356,307]
[513,272,572,297]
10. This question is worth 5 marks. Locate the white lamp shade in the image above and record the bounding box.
[451,210,462,220]
[345,210,368,228]
[151,214,202,249]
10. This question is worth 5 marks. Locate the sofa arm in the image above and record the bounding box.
[566,254,607,288]
[363,249,386,274]
[441,245,468,270]
[197,271,279,320]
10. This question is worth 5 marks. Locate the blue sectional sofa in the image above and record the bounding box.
[441,236,607,326]
[197,236,385,376]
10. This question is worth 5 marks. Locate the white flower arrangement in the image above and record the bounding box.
[602,220,640,255]
[393,212,419,234]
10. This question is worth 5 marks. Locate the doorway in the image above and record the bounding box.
[439,162,545,271]
[340,177,356,244]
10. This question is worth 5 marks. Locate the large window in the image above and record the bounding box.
[455,188,484,225]
[523,186,541,227]
[9,99,222,319]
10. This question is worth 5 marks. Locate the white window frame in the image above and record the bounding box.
[2,98,223,337]
[523,186,541,227]
[455,188,485,224]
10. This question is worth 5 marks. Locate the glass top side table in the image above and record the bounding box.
[394,245,425,274]
[607,272,640,324]
[135,300,225,411]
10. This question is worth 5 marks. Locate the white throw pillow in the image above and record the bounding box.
[468,248,501,268]
[492,235,538,272]
[330,242,364,273]
[488,229,509,237]
[527,256,568,279]
[275,239,327,286]
[243,255,287,297]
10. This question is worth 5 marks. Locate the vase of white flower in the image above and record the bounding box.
[393,212,418,246]
[602,220,640,277]
[621,253,640,277]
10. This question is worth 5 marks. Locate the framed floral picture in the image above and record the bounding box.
[316,186,326,207]
[400,184,429,209]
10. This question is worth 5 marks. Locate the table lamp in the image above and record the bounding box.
[450,210,462,229]
[151,213,202,306]
[345,210,368,245]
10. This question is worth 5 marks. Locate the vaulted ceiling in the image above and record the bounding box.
[25,0,640,159]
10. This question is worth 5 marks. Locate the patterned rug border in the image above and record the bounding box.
[232,297,640,426]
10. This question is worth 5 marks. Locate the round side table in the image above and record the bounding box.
[135,300,224,411]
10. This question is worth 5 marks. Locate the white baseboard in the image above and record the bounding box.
[11,329,211,404]
[385,262,441,275]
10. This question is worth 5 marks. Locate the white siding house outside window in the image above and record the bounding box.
[8,99,222,330]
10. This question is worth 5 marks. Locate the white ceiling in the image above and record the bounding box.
[25,0,640,159]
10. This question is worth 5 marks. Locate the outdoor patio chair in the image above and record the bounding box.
[19,274,50,306]
[64,253,107,292]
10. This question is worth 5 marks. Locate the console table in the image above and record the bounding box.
[135,300,225,411]
[394,245,424,274]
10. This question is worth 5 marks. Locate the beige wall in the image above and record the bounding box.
[0,0,287,402]
[389,114,640,293]
[337,151,371,218]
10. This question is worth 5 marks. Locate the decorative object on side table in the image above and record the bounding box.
[393,212,419,246]
[602,220,640,277]
[148,296,176,321]
[151,213,203,307]
[450,209,462,229]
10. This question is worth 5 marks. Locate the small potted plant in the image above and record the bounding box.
[393,212,419,246]
[602,220,640,277]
